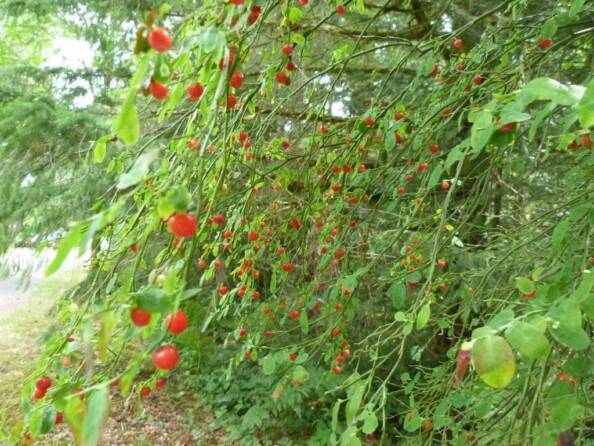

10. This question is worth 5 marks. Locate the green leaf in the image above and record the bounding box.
[114,95,139,146]
[340,426,361,446]
[288,7,303,23]
[117,149,159,189]
[157,197,175,218]
[416,303,431,330]
[548,301,590,350]
[515,277,535,294]
[331,400,341,433]
[388,282,406,309]
[577,79,594,128]
[427,164,443,189]
[361,410,378,434]
[471,335,516,388]
[200,27,226,54]
[64,395,86,444]
[299,310,309,335]
[83,386,110,446]
[551,218,569,255]
[569,0,585,17]
[135,288,171,313]
[46,224,82,275]
[505,321,550,359]
[345,382,365,424]
[166,186,192,212]
[292,365,310,384]
[113,53,149,145]
[550,397,585,431]
[541,19,557,39]
[403,408,422,432]
[529,103,557,141]
[486,308,515,330]
[93,135,110,163]
[262,355,276,374]
[444,140,468,171]
[520,78,584,106]
[470,110,494,155]
[356,0,365,14]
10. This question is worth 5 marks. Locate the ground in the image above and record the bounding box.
[0,262,227,445]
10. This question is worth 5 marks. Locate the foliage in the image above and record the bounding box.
[3,0,594,445]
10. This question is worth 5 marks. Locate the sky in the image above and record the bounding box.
[42,36,96,108]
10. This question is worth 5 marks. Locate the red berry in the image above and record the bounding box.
[248,6,261,24]
[431,64,440,77]
[166,310,188,335]
[148,28,173,53]
[252,290,260,300]
[230,71,244,89]
[276,247,285,255]
[55,412,64,425]
[473,75,484,85]
[226,94,236,109]
[320,125,329,134]
[344,348,351,358]
[168,213,197,238]
[364,117,374,127]
[131,307,151,327]
[580,133,592,148]
[290,310,300,320]
[150,81,169,101]
[188,138,200,151]
[437,259,447,268]
[333,366,341,374]
[263,329,272,338]
[331,183,341,193]
[538,38,553,49]
[286,60,296,71]
[299,0,308,4]
[417,162,428,173]
[289,352,298,361]
[156,378,166,388]
[219,49,236,71]
[248,231,259,241]
[276,72,288,85]
[197,259,206,269]
[430,144,439,154]
[239,327,248,337]
[332,327,341,337]
[230,0,245,5]
[336,354,345,365]
[140,386,151,397]
[453,38,463,49]
[34,387,46,399]
[336,5,346,15]
[394,111,405,121]
[441,180,450,190]
[36,376,52,391]
[214,259,222,269]
[218,285,229,296]
[187,82,204,100]
[282,262,294,272]
[358,163,366,173]
[499,122,515,133]
[282,44,293,55]
[213,213,225,225]
[290,218,301,230]
[152,344,179,370]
